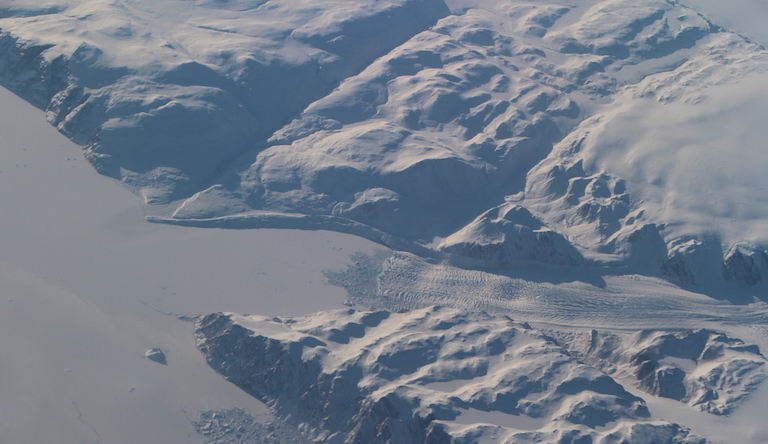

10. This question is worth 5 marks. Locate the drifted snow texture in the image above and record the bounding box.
[2,0,768,286]
[195,307,721,444]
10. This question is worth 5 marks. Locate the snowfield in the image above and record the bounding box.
[2,0,768,442]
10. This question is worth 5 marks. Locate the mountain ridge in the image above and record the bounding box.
[3,0,766,287]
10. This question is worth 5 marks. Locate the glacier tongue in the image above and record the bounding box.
[196,306,716,444]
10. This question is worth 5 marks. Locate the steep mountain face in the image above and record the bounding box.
[2,0,768,287]
[196,307,714,444]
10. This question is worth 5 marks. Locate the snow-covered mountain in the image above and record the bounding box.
[3,0,768,288]
[196,306,767,443]
[3,0,768,443]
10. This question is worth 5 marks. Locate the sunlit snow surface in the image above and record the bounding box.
[3,0,768,443]
[2,0,768,280]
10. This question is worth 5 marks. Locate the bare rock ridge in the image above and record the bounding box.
[1,0,768,286]
[196,307,719,444]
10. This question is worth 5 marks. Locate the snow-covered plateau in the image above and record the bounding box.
[3,0,768,443]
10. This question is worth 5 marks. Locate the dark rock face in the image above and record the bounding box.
[144,347,167,365]
[723,243,768,287]
[662,238,713,286]
[0,32,70,109]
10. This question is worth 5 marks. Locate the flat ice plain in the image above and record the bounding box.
[0,85,379,443]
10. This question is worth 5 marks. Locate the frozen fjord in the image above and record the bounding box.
[0,85,379,443]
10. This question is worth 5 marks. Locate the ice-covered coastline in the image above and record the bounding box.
[3,1,768,443]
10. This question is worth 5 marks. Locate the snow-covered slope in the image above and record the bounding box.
[196,307,715,444]
[3,0,768,288]
[0,0,450,202]
[4,0,768,443]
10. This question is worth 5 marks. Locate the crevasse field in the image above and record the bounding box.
[2,0,768,443]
